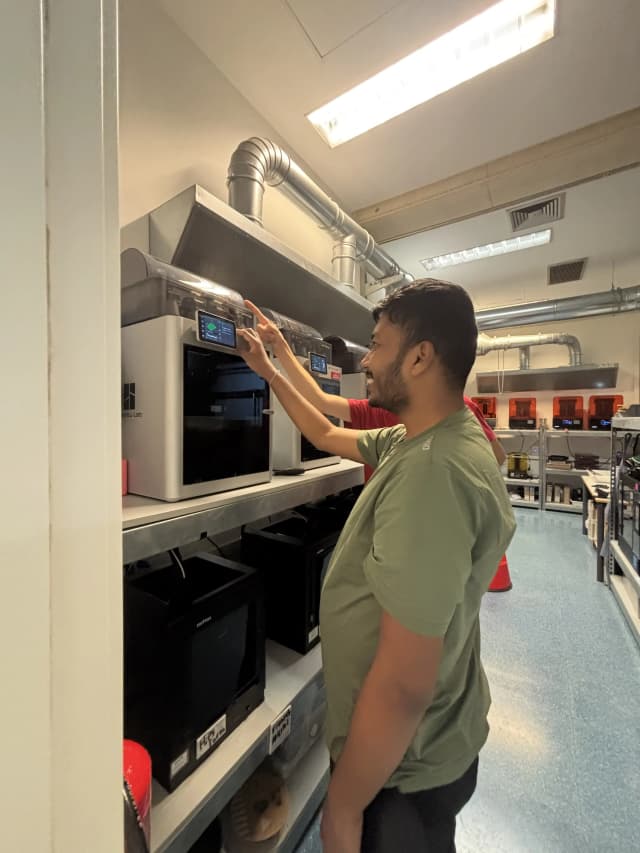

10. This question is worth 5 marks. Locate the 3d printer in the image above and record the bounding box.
[588,395,624,431]
[552,396,584,430]
[471,397,497,428]
[509,397,536,430]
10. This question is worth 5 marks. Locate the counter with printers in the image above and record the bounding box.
[120,250,367,852]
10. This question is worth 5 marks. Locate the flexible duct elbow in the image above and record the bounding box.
[227,137,412,286]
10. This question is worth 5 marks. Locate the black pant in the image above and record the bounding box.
[360,758,479,853]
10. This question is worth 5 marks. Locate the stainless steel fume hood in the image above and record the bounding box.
[145,185,374,344]
[476,363,619,393]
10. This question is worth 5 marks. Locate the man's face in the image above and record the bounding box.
[360,316,411,414]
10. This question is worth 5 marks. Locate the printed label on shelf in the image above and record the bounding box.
[195,714,227,760]
[269,705,292,755]
[170,749,189,779]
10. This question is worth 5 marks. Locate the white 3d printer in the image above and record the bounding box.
[323,335,369,401]
[262,308,343,474]
[121,250,272,501]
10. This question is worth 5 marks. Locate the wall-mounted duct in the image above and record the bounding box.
[477,332,583,367]
[227,138,412,289]
[475,331,618,392]
[476,285,640,330]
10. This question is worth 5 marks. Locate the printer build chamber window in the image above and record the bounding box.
[300,378,341,463]
[183,345,270,485]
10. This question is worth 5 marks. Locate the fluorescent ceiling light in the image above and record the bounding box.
[307,0,556,147]
[420,229,552,271]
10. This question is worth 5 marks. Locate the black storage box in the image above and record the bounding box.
[124,552,265,791]
[242,504,346,655]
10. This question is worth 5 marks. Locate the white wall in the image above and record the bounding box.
[467,312,640,429]
[119,0,337,275]
[466,256,640,311]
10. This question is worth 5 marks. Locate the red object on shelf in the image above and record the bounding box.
[471,396,497,420]
[123,739,152,846]
[122,459,128,496]
[488,555,512,592]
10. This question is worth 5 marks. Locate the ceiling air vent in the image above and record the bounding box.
[548,258,587,286]
[508,193,565,233]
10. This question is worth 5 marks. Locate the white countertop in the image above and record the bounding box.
[123,460,364,530]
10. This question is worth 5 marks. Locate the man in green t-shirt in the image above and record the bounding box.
[238,280,516,853]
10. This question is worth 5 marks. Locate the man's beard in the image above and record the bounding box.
[367,352,409,414]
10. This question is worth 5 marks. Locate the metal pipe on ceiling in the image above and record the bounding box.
[331,234,357,288]
[227,137,413,286]
[477,332,583,366]
[476,285,640,330]
[227,138,640,328]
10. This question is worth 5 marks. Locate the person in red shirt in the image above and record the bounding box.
[244,302,506,481]
[346,396,504,480]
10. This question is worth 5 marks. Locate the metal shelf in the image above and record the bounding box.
[509,498,541,509]
[547,430,612,437]
[544,502,583,514]
[123,460,364,563]
[545,468,608,477]
[151,642,323,853]
[611,417,640,431]
[611,541,640,597]
[504,477,540,486]
[610,575,640,648]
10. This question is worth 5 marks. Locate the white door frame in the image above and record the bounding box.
[0,2,122,851]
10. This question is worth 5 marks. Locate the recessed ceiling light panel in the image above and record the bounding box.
[420,228,552,271]
[307,0,556,147]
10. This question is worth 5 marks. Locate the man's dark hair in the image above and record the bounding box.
[372,278,478,390]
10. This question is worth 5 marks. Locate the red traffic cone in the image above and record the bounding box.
[489,555,512,592]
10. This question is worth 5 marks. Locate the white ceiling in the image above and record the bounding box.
[383,166,640,308]
[285,0,406,57]
[159,0,640,210]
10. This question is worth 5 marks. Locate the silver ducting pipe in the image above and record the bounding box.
[477,332,583,366]
[332,235,357,288]
[476,285,640,330]
[227,138,412,285]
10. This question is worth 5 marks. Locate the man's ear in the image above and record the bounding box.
[409,340,436,376]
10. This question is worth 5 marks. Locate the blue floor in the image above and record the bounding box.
[296,509,640,852]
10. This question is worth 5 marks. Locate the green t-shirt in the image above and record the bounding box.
[319,406,516,793]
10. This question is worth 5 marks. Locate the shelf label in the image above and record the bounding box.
[269,705,292,755]
[196,714,227,760]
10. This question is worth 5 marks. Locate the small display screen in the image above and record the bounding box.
[309,352,327,374]
[197,311,236,348]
